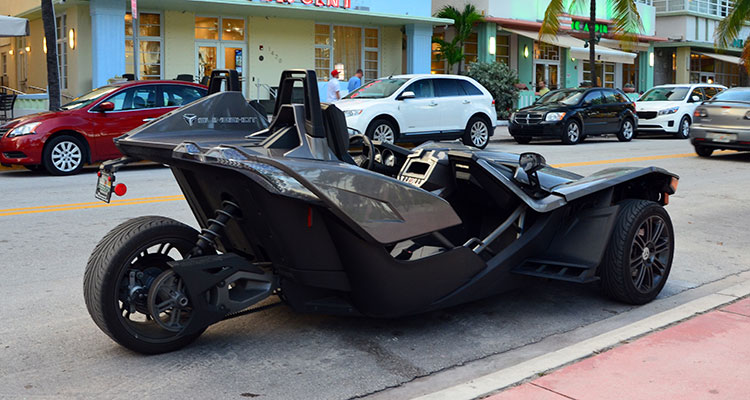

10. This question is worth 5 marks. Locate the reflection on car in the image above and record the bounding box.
[690,87,750,157]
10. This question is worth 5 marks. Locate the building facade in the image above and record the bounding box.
[0,0,449,101]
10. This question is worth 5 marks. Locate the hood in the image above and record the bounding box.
[334,98,387,111]
[635,101,682,111]
[0,110,63,130]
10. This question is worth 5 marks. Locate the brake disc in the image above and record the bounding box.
[147,270,192,333]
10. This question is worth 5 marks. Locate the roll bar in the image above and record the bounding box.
[273,69,326,139]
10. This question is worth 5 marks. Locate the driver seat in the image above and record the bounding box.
[321,103,356,165]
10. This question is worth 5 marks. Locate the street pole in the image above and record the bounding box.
[589,0,598,87]
[131,0,138,80]
[41,0,61,110]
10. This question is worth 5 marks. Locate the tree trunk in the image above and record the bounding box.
[589,0,598,87]
[41,0,61,110]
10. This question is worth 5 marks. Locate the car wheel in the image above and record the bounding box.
[366,119,397,144]
[513,136,532,144]
[617,118,635,142]
[463,117,490,149]
[43,135,85,175]
[695,145,714,157]
[677,116,691,139]
[83,216,210,354]
[600,200,674,305]
[561,120,582,145]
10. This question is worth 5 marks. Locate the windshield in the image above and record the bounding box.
[707,89,750,103]
[344,78,408,99]
[537,89,586,106]
[59,85,120,110]
[639,87,689,102]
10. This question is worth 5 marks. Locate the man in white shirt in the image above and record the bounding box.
[327,70,341,103]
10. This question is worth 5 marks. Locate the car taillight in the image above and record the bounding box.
[694,108,707,118]
[492,99,496,105]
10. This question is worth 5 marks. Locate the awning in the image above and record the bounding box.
[697,52,742,65]
[0,15,29,37]
[503,28,636,64]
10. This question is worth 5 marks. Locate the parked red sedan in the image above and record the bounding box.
[0,80,207,175]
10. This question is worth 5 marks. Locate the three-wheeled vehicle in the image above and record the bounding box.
[84,70,679,354]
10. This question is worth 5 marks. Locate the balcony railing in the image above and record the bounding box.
[654,0,733,17]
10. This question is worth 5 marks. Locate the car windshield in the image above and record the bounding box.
[706,89,750,104]
[344,78,409,99]
[639,87,689,102]
[537,89,586,106]
[59,85,120,110]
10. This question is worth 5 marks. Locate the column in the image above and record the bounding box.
[517,35,534,89]
[561,48,579,88]
[405,23,432,74]
[674,46,691,84]
[477,22,497,64]
[638,47,655,92]
[90,0,126,88]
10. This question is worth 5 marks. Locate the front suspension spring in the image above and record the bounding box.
[191,200,240,257]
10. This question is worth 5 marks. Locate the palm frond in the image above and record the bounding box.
[611,0,643,49]
[567,0,589,15]
[539,0,566,41]
[715,0,750,49]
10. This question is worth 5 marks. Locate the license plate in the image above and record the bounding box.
[95,171,114,203]
[707,132,737,143]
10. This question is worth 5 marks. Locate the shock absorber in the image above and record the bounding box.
[191,200,240,257]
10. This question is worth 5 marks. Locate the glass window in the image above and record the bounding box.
[707,88,750,102]
[703,87,720,99]
[534,41,559,61]
[315,24,379,83]
[614,92,628,103]
[431,31,447,75]
[434,79,464,97]
[60,86,119,110]
[333,26,362,81]
[496,34,510,65]
[56,14,68,90]
[460,80,483,96]
[688,88,705,102]
[161,85,206,107]
[222,18,245,41]
[537,89,586,105]
[344,78,408,99]
[583,90,604,105]
[464,32,478,65]
[403,79,435,98]
[639,87,690,101]
[603,90,618,104]
[105,86,159,111]
[195,17,219,40]
[126,12,163,80]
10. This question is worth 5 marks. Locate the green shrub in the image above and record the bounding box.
[466,61,519,119]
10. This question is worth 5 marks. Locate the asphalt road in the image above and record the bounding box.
[1,130,749,399]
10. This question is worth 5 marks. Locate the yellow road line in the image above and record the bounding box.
[0,195,185,213]
[0,197,186,217]
[551,150,736,168]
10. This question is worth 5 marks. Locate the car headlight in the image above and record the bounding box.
[545,112,566,122]
[658,107,679,116]
[343,109,363,117]
[510,112,516,121]
[7,122,42,138]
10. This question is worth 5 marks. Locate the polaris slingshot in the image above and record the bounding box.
[84,70,679,354]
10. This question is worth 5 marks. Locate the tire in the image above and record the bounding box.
[366,118,398,144]
[695,145,714,158]
[600,200,674,305]
[83,216,208,354]
[616,118,635,142]
[513,136,532,144]
[677,116,691,139]
[561,120,582,145]
[43,135,85,175]
[463,116,491,149]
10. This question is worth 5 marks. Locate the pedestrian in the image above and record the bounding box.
[536,80,550,96]
[327,70,341,103]
[348,69,363,92]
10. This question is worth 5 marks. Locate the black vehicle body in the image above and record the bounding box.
[690,88,750,157]
[85,70,678,354]
[509,88,638,144]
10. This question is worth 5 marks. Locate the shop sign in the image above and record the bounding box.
[256,0,351,8]
[571,20,608,34]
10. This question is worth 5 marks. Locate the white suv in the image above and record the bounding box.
[635,83,726,138]
[335,74,497,149]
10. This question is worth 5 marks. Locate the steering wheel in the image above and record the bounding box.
[349,134,374,170]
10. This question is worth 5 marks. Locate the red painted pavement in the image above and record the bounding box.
[487,298,750,400]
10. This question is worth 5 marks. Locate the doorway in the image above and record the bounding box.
[195,16,247,94]
[534,63,559,91]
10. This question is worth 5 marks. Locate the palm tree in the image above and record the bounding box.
[715,1,750,73]
[434,4,484,74]
[41,0,61,110]
[540,0,643,87]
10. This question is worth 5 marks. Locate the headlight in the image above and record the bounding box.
[7,122,42,138]
[658,107,679,116]
[343,109,363,117]
[510,112,516,121]
[545,112,566,122]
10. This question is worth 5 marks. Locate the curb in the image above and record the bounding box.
[413,280,750,400]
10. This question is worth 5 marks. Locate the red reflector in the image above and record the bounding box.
[114,183,127,196]
[492,99,496,105]
[663,193,670,205]
[107,176,113,182]
[307,207,313,228]
[722,106,731,109]
[97,171,102,177]
[694,138,705,141]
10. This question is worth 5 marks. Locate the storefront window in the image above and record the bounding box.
[464,32,478,65]
[56,14,68,89]
[689,52,740,86]
[496,35,510,65]
[125,12,163,80]
[431,32,447,74]
[222,18,245,41]
[315,24,379,82]
[622,55,640,92]
[583,61,615,88]
[534,42,559,61]
[195,17,219,40]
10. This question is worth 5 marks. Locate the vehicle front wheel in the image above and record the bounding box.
[600,200,674,305]
[513,136,532,144]
[677,116,691,139]
[366,118,397,144]
[463,116,491,149]
[617,118,635,142]
[695,145,714,157]
[43,135,85,175]
[83,216,208,354]
[561,120,582,145]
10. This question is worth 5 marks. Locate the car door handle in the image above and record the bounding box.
[462,100,471,104]
[142,118,156,122]
[429,102,438,107]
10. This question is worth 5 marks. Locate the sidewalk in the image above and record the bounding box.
[486,296,750,400]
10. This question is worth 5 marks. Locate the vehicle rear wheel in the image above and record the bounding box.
[561,120,582,145]
[600,200,674,305]
[83,216,208,354]
[513,136,532,144]
[43,135,85,175]
[463,116,490,149]
[677,116,691,139]
[366,118,397,144]
[617,118,635,142]
[695,145,714,158]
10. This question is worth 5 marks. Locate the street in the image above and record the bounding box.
[1,131,749,399]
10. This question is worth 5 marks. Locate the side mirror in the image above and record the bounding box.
[98,101,115,112]
[691,95,701,103]
[519,152,546,174]
[398,91,416,100]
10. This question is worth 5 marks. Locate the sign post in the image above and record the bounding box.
[131,0,138,80]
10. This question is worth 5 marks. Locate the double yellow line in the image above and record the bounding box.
[0,195,185,217]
